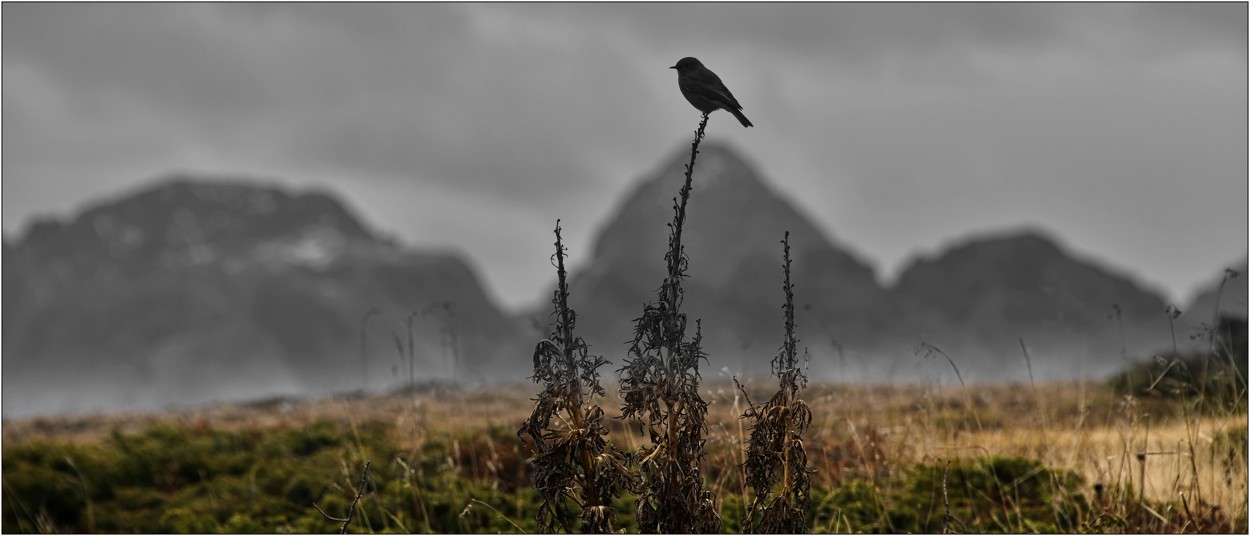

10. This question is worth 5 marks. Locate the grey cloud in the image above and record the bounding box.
[2,4,620,207]
[2,4,476,127]
[2,3,1244,310]
[478,1,1249,108]
[4,4,278,117]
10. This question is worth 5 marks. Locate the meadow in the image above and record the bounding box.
[1,370,1246,533]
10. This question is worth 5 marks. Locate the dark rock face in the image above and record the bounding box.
[3,176,526,416]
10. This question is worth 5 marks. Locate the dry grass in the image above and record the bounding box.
[706,378,1248,527]
[7,377,1244,527]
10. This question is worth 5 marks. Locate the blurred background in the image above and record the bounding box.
[3,3,1246,417]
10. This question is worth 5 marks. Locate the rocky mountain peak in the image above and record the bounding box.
[14,176,382,274]
[892,227,1172,377]
[897,228,1165,318]
[568,141,890,366]
[644,139,770,197]
[3,174,527,417]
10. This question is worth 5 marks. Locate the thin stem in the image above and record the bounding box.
[665,113,710,313]
[314,460,371,534]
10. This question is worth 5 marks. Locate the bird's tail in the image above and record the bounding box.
[729,107,754,128]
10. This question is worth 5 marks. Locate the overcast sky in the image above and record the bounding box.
[3,3,1246,311]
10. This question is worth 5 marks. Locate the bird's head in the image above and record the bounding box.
[670,57,703,72]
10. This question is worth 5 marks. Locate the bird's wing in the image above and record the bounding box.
[684,70,743,110]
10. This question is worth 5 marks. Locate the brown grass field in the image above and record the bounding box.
[4,377,1245,533]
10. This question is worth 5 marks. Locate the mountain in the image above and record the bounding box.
[3,176,527,417]
[563,142,896,376]
[8,145,1230,415]
[1186,258,1248,325]
[552,143,1182,382]
[892,229,1172,379]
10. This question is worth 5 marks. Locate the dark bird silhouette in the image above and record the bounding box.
[670,57,753,127]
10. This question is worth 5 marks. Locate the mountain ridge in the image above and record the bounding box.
[3,174,528,417]
[549,142,1230,381]
[5,146,1244,415]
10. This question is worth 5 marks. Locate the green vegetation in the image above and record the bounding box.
[1108,348,1247,414]
[3,420,539,533]
[8,413,1242,533]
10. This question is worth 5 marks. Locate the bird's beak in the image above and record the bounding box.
[669,65,677,69]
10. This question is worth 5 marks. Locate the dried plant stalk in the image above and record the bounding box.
[618,114,723,534]
[740,231,813,533]
[520,220,628,534]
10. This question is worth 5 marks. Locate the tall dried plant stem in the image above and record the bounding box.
[741,232,812,533]
[663,113,709,310]
[618,112,721,534]
[521,221,626,533]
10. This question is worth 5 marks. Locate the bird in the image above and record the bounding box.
[670,57,753,128]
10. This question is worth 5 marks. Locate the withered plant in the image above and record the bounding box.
[520,221,629,533]
[617,113,723,533]
[738,231,813,533]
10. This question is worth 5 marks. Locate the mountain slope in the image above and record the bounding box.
[1186,257,1248,324]
[558,144,1180,382]
[893,229,1172,378]
[3,176,527,416]
[565,142,894,374]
